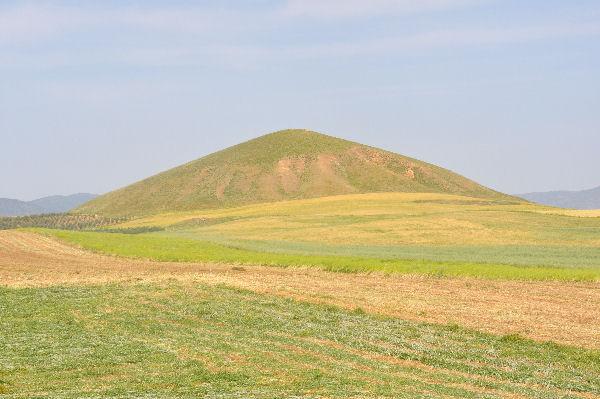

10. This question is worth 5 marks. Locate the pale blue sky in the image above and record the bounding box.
[1,0,599,200]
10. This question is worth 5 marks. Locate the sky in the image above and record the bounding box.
[1,0,599,200]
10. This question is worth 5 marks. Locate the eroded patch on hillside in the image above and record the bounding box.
[276,157,306,194]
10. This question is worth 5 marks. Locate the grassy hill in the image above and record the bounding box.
[76,129,514,217]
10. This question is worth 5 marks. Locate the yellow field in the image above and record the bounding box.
[114,192,600,247]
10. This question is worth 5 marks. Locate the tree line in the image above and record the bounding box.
[0,213,129,231]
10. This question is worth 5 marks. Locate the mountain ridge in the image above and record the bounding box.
[518,186,600,210]
[0,193,98,217]
[76,129,516,217]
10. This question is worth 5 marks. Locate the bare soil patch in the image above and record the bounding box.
[1,230,599,348]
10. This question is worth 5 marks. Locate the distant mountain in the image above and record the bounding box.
[0,199,46,217]
[76,129,516,217]
[29,193,98,213]
[0,193,98,217]
[518,186,600,210]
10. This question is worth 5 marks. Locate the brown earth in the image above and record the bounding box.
[1,230,599,349]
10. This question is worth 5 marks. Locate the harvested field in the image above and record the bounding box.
[1,230,599,349]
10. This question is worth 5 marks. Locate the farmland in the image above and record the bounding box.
[1,230,599,398]
[38,193,600,281]
[2,195,600,398]
[2,192,600,396]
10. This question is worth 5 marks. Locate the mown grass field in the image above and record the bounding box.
[2,281,599,398]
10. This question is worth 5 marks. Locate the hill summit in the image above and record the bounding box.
[77,129,511,216]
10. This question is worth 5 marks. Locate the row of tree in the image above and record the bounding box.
[0,213,129,231]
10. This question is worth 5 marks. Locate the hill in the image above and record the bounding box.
[0,193,97,217]
[518,186,600,209]
[76,129,515,217]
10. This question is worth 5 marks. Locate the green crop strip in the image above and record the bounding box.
[41,229,600,281]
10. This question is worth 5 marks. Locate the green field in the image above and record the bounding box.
[43,229,600,281]
[1,281,598,398]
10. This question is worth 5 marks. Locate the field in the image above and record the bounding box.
[2,192,600,397]
[42,229,600,281]
[1,230,599,398]
[43,193,600,280]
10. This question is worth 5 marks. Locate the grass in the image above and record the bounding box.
[5,229,599,348]
[1,281,598,398]
[168,232,600,268]
[41,229,600,281]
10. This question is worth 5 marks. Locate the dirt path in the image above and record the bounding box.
[1,230,599,349]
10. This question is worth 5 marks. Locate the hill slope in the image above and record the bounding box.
[76,129,513,216]
[0,193,97,217]
[518,186,600,209]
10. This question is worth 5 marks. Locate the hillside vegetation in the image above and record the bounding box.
[76,130,514,217]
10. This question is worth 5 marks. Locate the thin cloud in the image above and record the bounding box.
[1,2,599,70]
[0,3,254,45]
[282,22,600,58]
[2,21,599,70]
[0,1,485,45]
[279,0,482,19]
[0,4,85,44]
